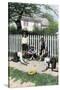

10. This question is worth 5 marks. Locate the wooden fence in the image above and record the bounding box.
[8,34,58,57]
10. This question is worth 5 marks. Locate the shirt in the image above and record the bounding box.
[22,37,28,44]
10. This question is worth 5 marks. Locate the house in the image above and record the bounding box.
[21,16,49,31]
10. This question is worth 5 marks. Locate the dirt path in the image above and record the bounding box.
[9,60,58,76]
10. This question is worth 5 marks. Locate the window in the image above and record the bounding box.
[24,21,28,26]
[34,22,38,27]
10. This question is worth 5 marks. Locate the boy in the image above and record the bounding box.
[22,32,28,56]
[39,37,46,60]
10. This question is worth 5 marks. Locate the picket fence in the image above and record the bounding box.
[8,34,58,57]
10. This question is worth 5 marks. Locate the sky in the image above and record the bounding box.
[40,5,58,21]
[50,5,58,20]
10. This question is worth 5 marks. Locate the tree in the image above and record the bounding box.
[8,3,40,31]
[41,13,58,34]
[41,5,58,16]
[47,20,58,34]
[8,3,58,33]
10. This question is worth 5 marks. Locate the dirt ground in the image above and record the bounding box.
[9,60,58,88]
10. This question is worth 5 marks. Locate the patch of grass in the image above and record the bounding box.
[8,67,58,86]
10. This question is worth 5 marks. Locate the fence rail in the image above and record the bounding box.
[8,34,58,57]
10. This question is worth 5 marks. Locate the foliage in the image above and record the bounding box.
[8,3,58,34]
[47,21,58,34]
[42,5,58,16]
[8,2,40,31]
[33,27,41,34]
[8,3,40,20]
[33,13,58,34]
[8,3,58,22]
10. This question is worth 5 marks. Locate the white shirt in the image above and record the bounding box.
[44,57,52,68]
[44,57,50,63]
[22,37,28,44]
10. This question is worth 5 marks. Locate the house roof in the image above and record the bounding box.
[12,15,49,26]
[21,16,49,26]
